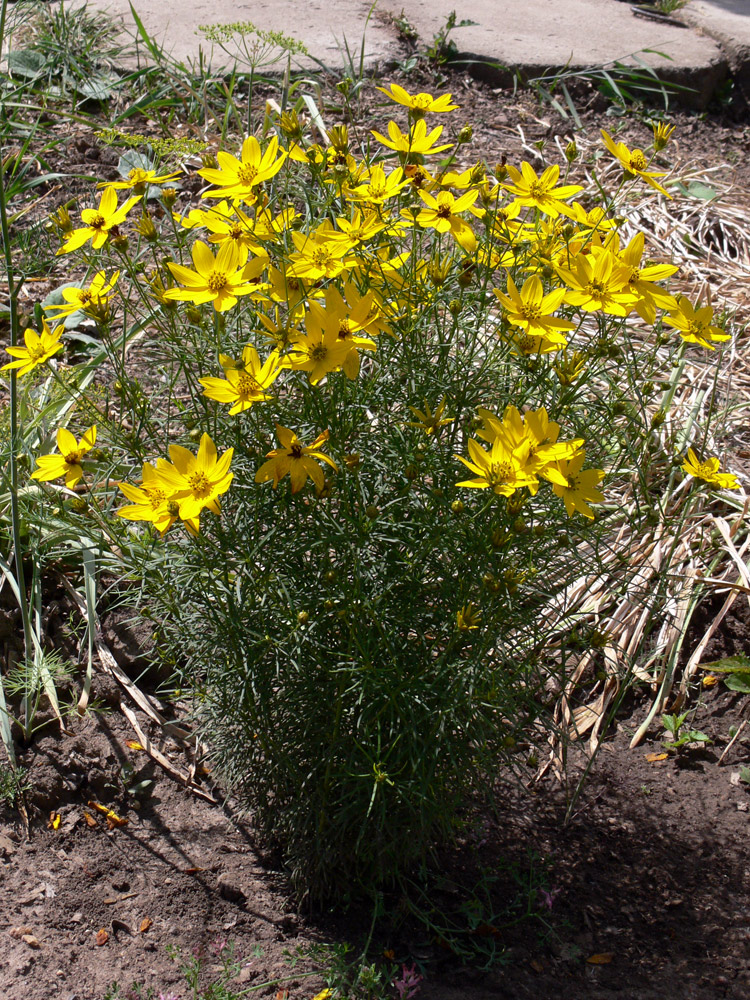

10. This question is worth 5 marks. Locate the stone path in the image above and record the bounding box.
[79,0,750,107]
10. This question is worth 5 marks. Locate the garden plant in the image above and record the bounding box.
[1,8,744,917]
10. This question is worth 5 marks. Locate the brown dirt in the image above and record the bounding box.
[3,65,750,1000]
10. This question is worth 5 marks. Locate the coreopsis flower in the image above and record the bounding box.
[558,249,637,316]
[255,425,338,493]
[288,231,357,281]
[371,119,453,157]
[493,275,575,344]
[31,426,97,488]
[332,209,388,245]
[406,397,454,435]
[663,296,731,350]
[45,270,120,322]
[199,345,282,414]
[116,462,183,535]
[155,433,234,521]
[414,188,481,252]
[651,121,676,152]
[57,187,141,255]
[600,129,671,198]
[503,162,582,218]
[456,603,481,632]
[164,241,261,312]
[103,166,182,194]
[455,437,537,497]
[377,83,458,116]
[345,164,411,205]
[197,200,260,255]
[614,232,678,324]
[199,135,287,201]
[682,448,739,489]
[2,320,64,376]
[477,405,583,491]
[551,452,605,519]
[285,309,372,383]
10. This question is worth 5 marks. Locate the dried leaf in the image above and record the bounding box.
[529,958,545,972]
[83,812,98,828]
[645,752,669,762]
[47,811,61,831]
[139,917,152,933]
[21,934,41,949]
[95,928,109,947]
[88,801,111,815]
[126,740,144,750]
[183,867,205,874]
[586,952,614,964]
[275,991,289,1000]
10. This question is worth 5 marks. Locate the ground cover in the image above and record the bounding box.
[2,5,750,999]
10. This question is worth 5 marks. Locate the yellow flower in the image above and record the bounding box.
[198,135,286,201]
[377,83,458,116]
[455,437,537,497]
[682,448,739,489]
[164,241,261,312]
[558,248,638,317]
[493,275,574,344]
[255,426,338,493]
[103,166,182,194]
[288,231,357,282]
[614,231,678,324]
[199,345,282,414]
[503,162,582,218]
[601,129,671,198]
[116,461,183,535]
[477,405,582,491]
[155,433,234,521]
[406,397,454,435]
[285,313,366,384]
[2,320,64,376]
[44,270,119,322]
[371,119,453,157]
[31,426,97,488]
[345,164,410,205]
[651,121,676,152]
[414,188,481,252]
[551,453,605,519]
[57,186,141,255]
[456,603,481,631]
[663,296,731,350]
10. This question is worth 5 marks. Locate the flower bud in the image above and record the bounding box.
[565,140,579,163]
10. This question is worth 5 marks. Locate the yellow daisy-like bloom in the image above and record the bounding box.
[503,162,582,218]
[551,452,605,520]
[414,188,481,252]
[345,164,411,205]
[682,448,739,489]
[455,436,537,497]
[2,320,64,376]
[456,602,481,632]
[493,275,575,344]
[255,425,338,493]
[651,121,676,152]
[198,135,287,202]
[31,426,97,489]
[199,345,282,414]
[57,186,141,255]
[663,296,731,350]
[155,433,234,521]
[371,119,454,158]
[44,270,120,322]
[614,232,678,324]
[601,129,671,198]
[406,397,454,436]
[116,462,183,535]
[288,231,357,282]
[377,83,459,116]
[164,241,260,313]
[558,248,637,317]
[102,166,182,195]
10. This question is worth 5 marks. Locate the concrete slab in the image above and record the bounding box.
[58,0,749,109]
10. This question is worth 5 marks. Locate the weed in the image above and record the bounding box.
[0,762,30,806]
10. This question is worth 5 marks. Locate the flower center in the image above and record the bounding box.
[290,444,303,458]
[236,373,260,399]
[167,499,180,515]
[311,248,334,269]
[237,164,259,186]
[146,487,167,508]
[629,151,647,172]
[338,319,353,339]
[89,214,106,232]
[488,462,513,487]
[412,93,432,111]
[587,280,607,298]
[520,303,542,322]
[528,182,546,201]
[311,344,328,361]
[208,271,228,293]
[188,470,211,497]
[64,449,83,465]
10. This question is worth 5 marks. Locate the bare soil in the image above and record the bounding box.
[3,66,750,1000]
